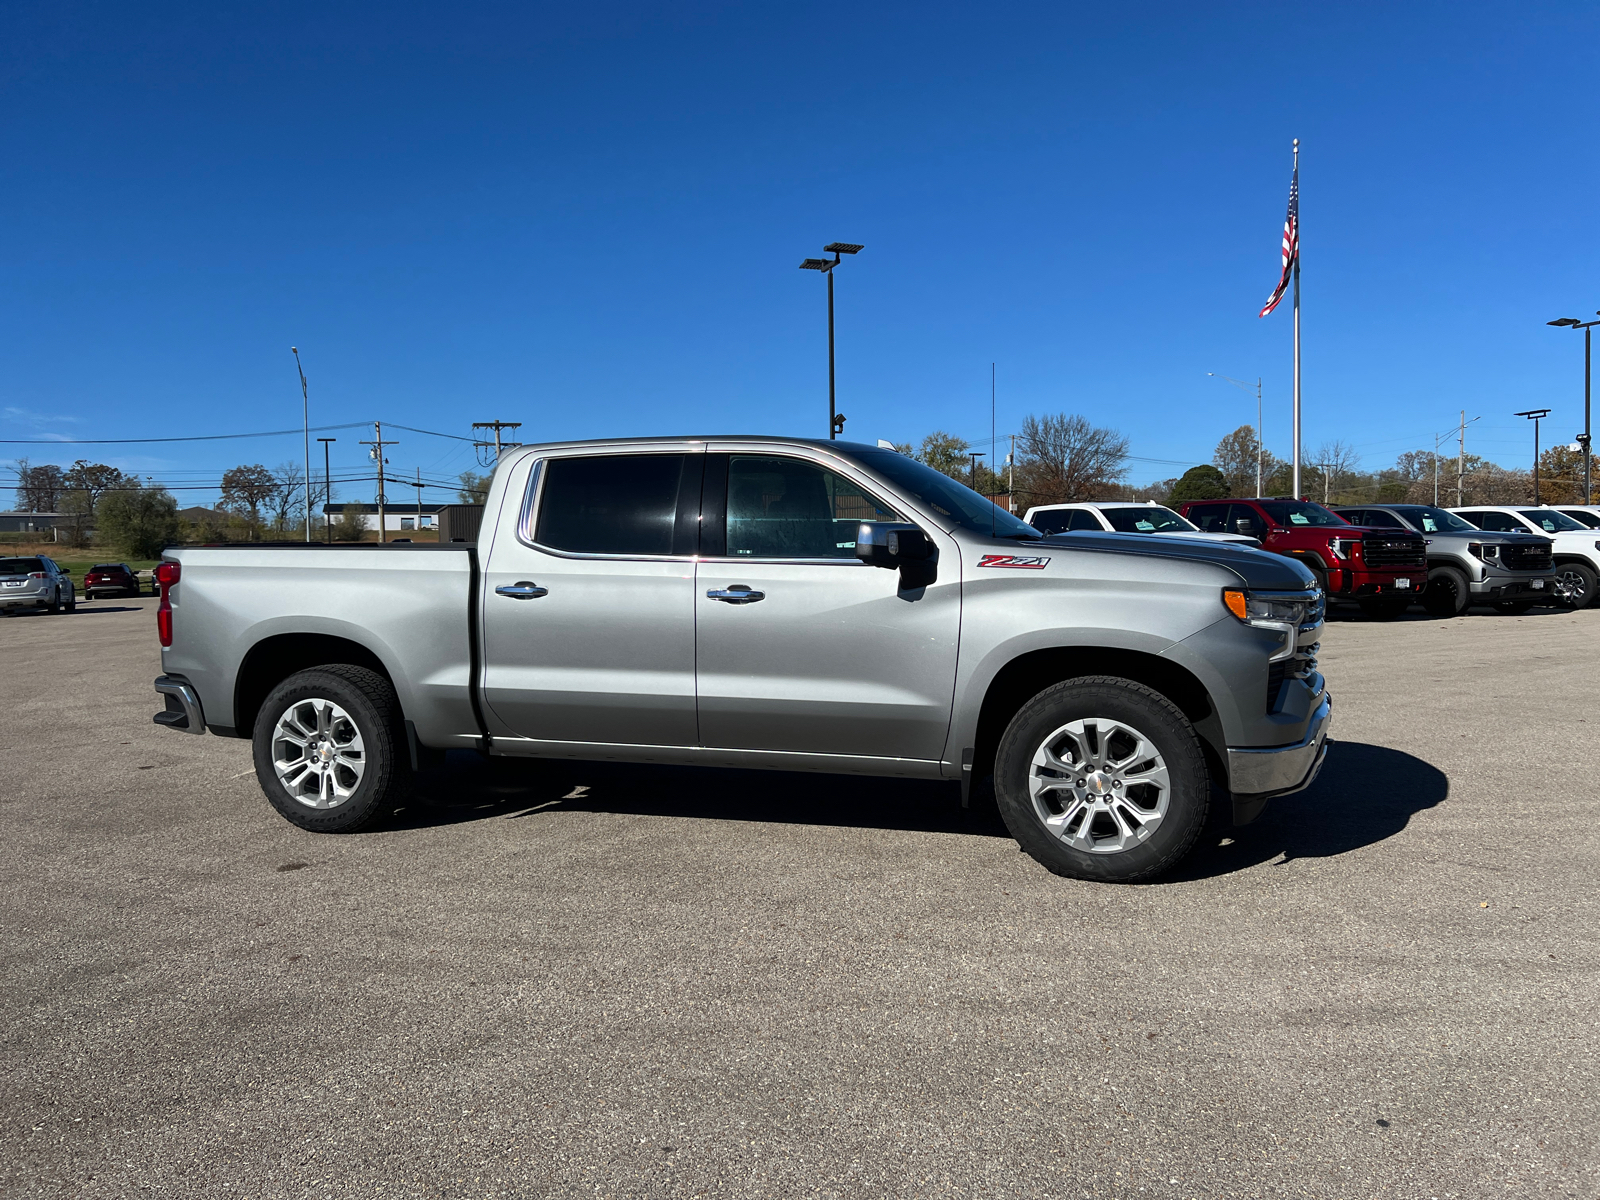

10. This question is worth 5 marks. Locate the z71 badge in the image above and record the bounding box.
[977,554,1051,569]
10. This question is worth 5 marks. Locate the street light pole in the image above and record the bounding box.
[1207,373,1265,494]
[1515,409,1551,504]
[292,347,310,542]
[317,437,336,544]
[800,243,864,439]
[1547,314,1599,503]
[969,451,986,491]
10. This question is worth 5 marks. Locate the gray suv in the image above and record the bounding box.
[1333,505,1555,615]
[0,555,77,615]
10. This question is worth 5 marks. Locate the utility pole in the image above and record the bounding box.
[359,423,396,544]
[292,348,311,542]
[1008,433,1016,513]
[1433,430,1441,506]
[1458,410,1466,507]
[415,468,424,534]
[472,421,523,462]
[317,438,336,544]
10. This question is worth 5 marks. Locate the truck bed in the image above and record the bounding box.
[159,544,483,747]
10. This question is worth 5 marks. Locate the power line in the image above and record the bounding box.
[0,422,371,445]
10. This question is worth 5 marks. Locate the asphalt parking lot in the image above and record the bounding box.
[3,597,1597,1199]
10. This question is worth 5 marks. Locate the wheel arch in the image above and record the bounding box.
[969,647,1227,798]
[235,633,396,738]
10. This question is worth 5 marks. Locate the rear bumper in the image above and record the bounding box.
[0,590,49,607]
[154,675,207,735]
[1227,692,1333,820]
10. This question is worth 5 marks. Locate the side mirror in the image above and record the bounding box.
[856,522,937,588]
[60,567,71,574]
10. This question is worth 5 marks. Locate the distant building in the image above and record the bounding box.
[0,511,68,534]
[322,502,448,533]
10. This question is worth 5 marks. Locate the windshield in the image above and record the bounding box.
[1101,506,1196,533]
[1259,500,1349,528]
[0,558,46,575]
[853,448,1040,538]
[1398,506,1476,534]
[1519,508,1586,533]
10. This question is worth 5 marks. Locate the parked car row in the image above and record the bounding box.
[0,558,148,615]
[1024,497,1589,618]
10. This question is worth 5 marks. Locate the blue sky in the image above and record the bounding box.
[3,1,1597,501]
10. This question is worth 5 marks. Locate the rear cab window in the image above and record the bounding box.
[532,454,699,557]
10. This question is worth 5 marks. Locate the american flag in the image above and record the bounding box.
[1258,164,1299,318]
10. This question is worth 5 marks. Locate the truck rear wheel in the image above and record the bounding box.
[993,676,1210,883]
[251,665,409,833]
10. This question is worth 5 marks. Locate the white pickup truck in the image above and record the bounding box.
[152,437,1331,882]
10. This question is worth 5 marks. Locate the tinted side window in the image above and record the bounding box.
[1067,509,1103,530]
[1362,510,1405,529]
[1029,510,1072,534]
[1187,504,1229,533]
[535,454,690,556]
[1226,504,1264,536]
[1475,511,1519,533]
[726,455,897,558]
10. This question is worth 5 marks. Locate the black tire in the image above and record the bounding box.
[1423,565,1468,617]
[993,676,1210,883]
[251,664,410,833]
[1554,561,1598,609]
[1494,600,1534,615]
[63,589,75,613]
[46,588,61,614]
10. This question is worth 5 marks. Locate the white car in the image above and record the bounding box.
[1024,501,1259,546]
[1451,505,1600,607]
[1550,504,1600,530]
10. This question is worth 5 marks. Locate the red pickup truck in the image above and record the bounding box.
[1177,497,1427,616]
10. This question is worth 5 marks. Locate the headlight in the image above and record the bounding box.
[1325,536,1360,561]
[1223,589,1315,661]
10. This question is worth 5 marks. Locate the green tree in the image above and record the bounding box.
[913,431,971,479]
[457,470,491,504]
[1537,444,1600,504]
[1168,464,1230,502]
[219,464,278,537]
[331,503,369,542]
[98,486,181,558]
[60,460,137,546]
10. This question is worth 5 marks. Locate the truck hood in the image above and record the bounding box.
[1026,531,1317,590]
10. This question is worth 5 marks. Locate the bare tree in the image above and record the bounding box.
[457,470,491,504]
[59,460,137,545]
[1313,440,1361,503]
[1012,414,1130,505]
[13,459,67,511]
[1213,426,1262,496]
[270,461,307,534]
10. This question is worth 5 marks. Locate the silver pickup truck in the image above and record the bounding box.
[152,436,1332,882]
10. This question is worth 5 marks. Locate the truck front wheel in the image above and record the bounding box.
[251,665,409,833]
[993,676,1210,883]
[1554,561,1598,609]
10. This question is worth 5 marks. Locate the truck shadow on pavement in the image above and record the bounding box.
[395,740,1446,880]
[1167,740,1448,881]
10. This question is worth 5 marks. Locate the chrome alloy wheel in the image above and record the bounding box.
[1028,717,1171,854]
[271,698,366,809]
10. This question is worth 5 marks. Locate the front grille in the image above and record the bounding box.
[1362,534,1426,569]
[1499,542,1553,571]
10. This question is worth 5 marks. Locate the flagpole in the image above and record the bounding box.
[1290,138,1301,499]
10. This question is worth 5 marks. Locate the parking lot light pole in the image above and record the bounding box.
[1547,314,1599,503]
[1515,409,1552,503]
[799,243,864,439]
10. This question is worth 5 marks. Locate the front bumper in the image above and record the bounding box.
[1468,573,1557,598]
[1227,692,1333,821]
[154,675,207,735]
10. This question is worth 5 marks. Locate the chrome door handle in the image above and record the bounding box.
[495,582,549,599]
[706,587,765,604]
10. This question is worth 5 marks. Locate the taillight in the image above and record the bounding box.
[156,561,180,648]
[29,571,45,580]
